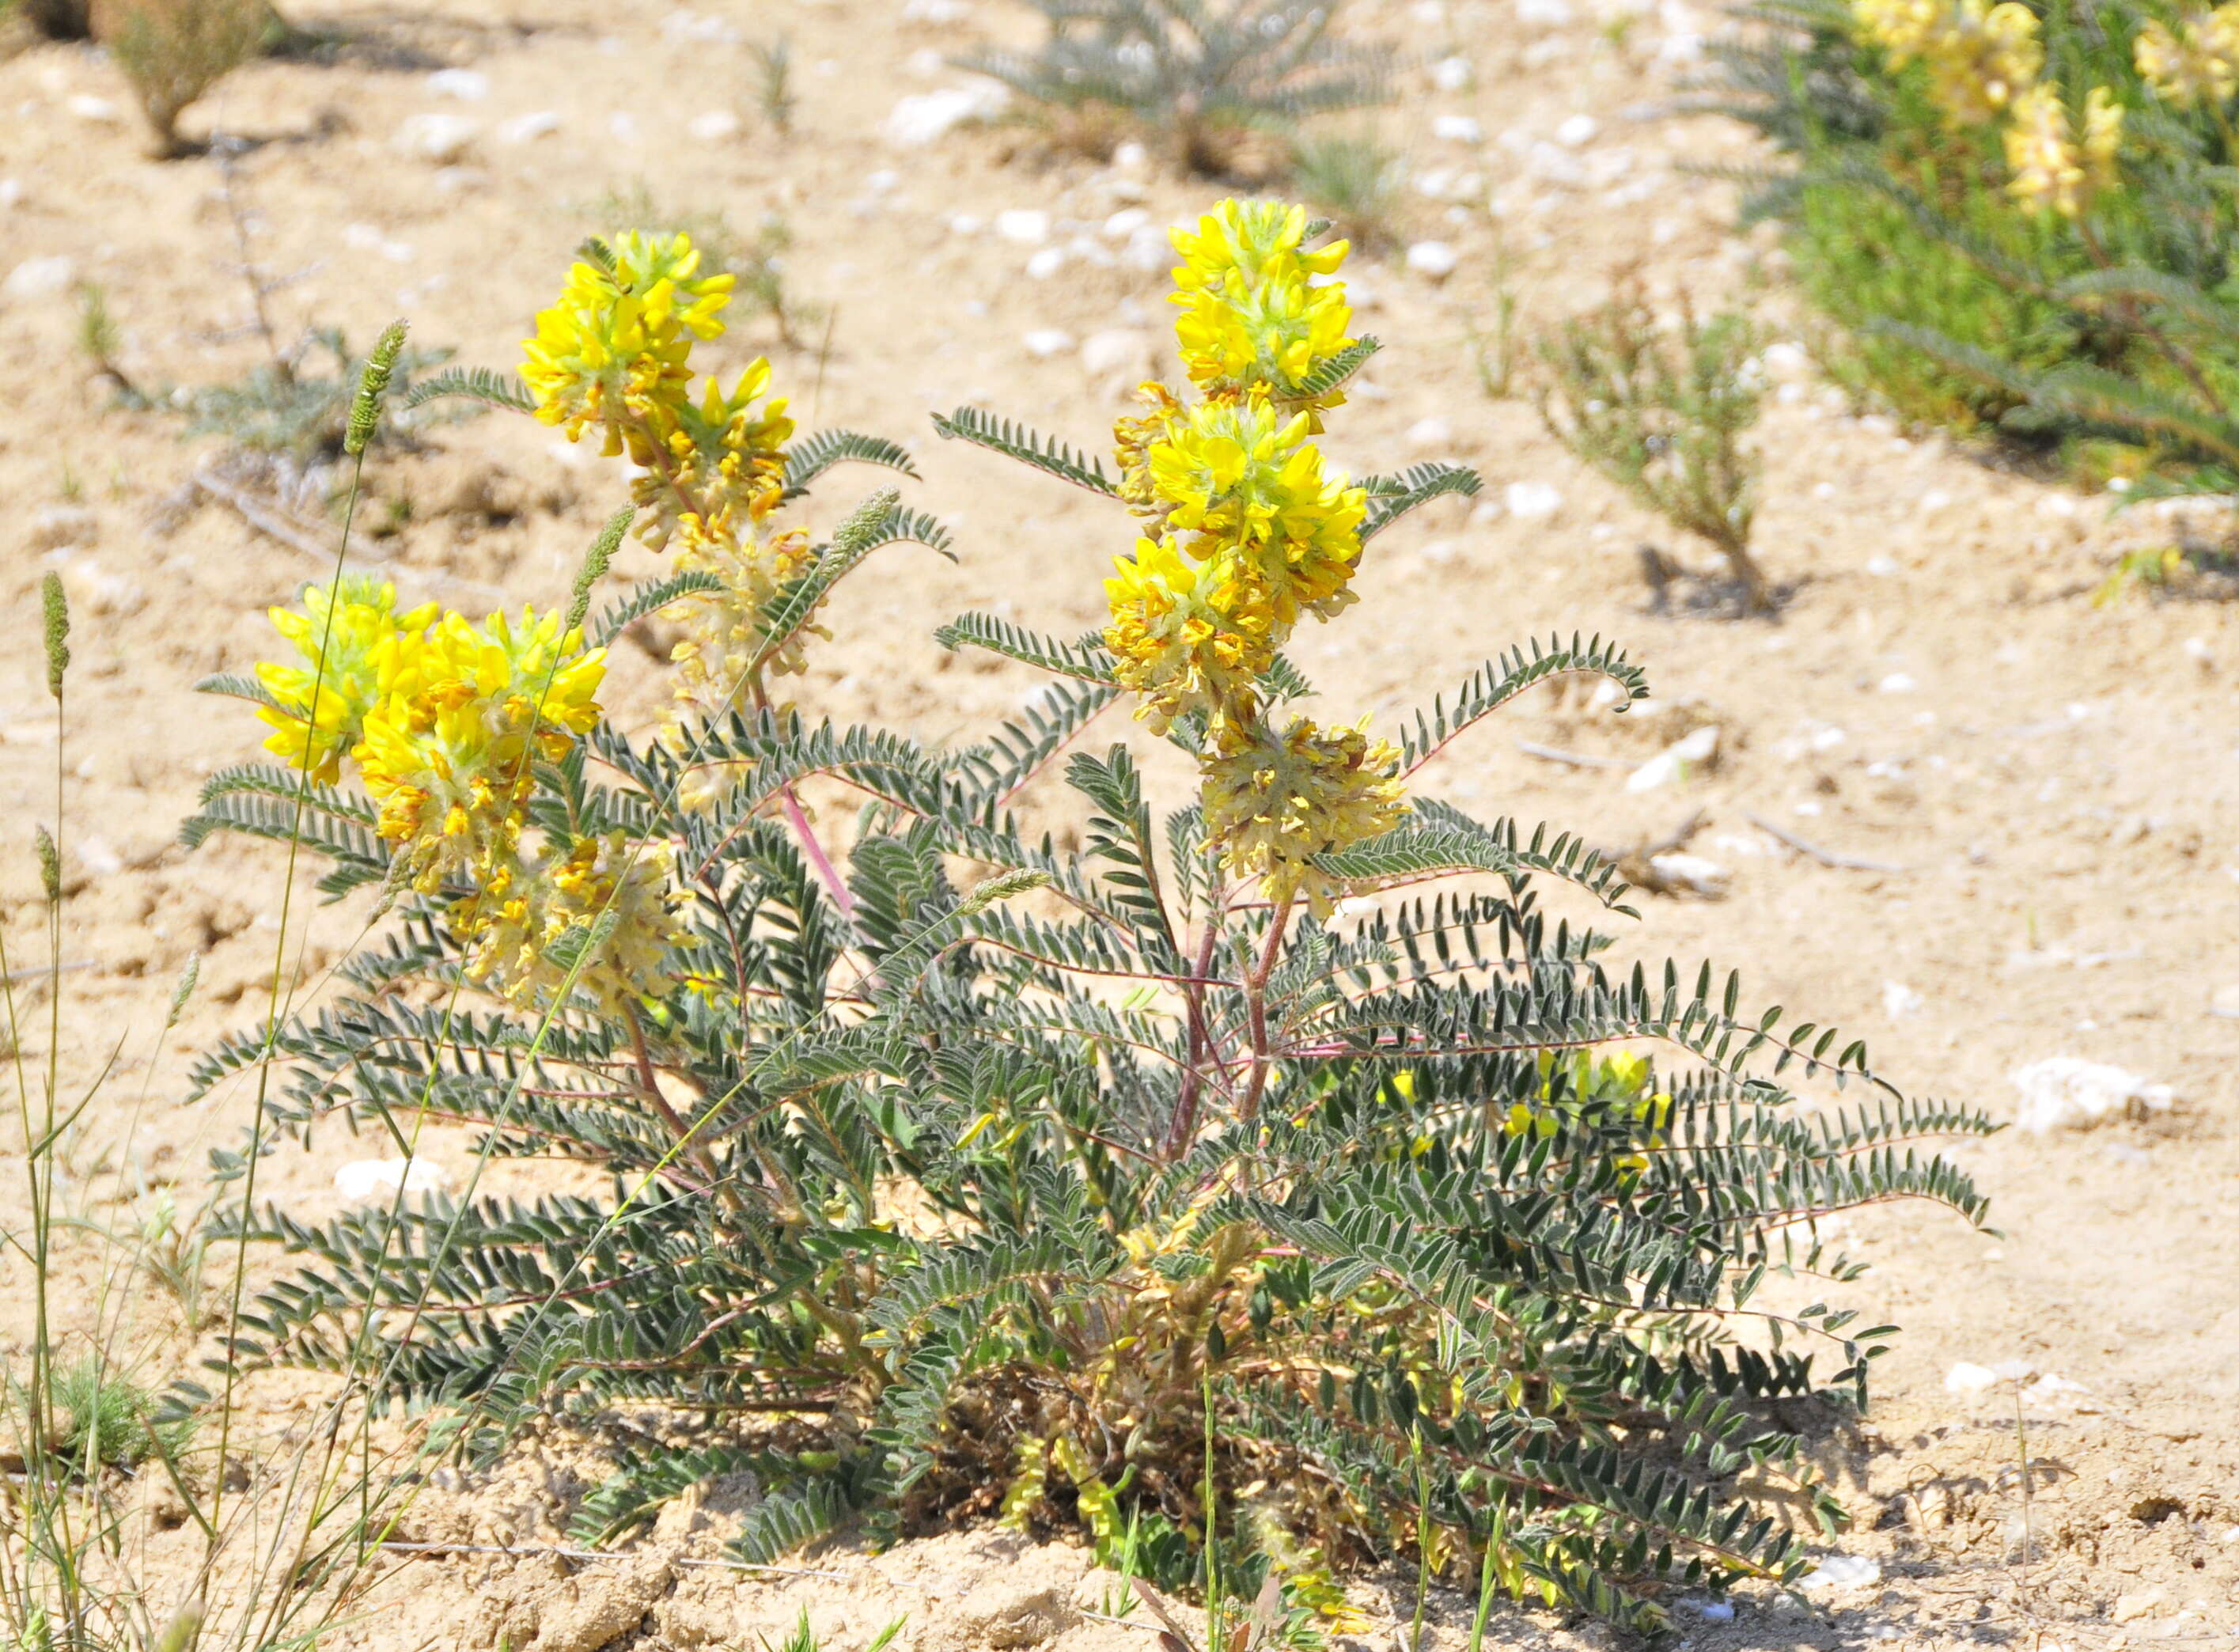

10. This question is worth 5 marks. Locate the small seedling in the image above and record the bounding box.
[1540,278,1775,612]
[752,35,796,134]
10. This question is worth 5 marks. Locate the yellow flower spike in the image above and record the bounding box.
[2006,83,2123,217]
[1200,715,1407,915]
[1853,0,2040,123]
[1102,535,1273,733]
[354,606,606,892]
[1168,199,1356,405]
[256,576,437,784]
[459,833,684,1015]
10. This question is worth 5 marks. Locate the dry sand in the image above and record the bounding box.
[1,0,2236,1646]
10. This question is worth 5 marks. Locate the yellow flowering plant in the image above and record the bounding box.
[1714,0,2239,499]
[181,214,1994,1633]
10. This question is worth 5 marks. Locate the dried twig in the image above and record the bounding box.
[191,467,335,559]
[1516,740,1631,771]
[1744,811,1907,874]
[374,1540,854,1580]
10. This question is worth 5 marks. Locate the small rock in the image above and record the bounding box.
[28,505,97,551]
[995,207,1051,244]
[1517,0,1574,20]
[1103,206,1150,239]
[2010,1056,2174,1134]
[1113,140,1150,170]
[1762,341,1811,380]
[1648,851,1729,896]
[903,0,970,18]
[59,555,144,617]
[1434,114,1484,143]
[425,68,491,100]
[1877,671,1917,693]
[1121,223,1174,271]
[1505,479,1562,519]
[498,109,561,143]
[1881,980,1924,1019]
[1025,245,1066,279]
[0,178,21,210]
[393,112,479,163]
[2211,983,2239,1019]
[1678,1599,1736,1623]
[333,1158,449,1201]
[4,255,77,301]
[1404,240,1459,278]
[1556,112,1599,146]
[2112,1590,2165,1625]
[688,108,741,142]
[1022,328,1076,358]
[1430,54,1473,90]
[1944,1361,2000,1394]
[67,94,120,124]
[1866,553,1900,576]
[884,83,1008,147]
[1798,1555,1880,1592]
[1626,725,1720,792]
[1079,328,1153,378]
[1405,415,1456,450]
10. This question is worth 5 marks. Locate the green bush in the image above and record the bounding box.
[182,209,1990,1634]
[1707,0,2239,493]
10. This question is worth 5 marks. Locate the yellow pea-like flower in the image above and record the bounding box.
[2005,83,2123,217]
[256,577,435,783]
[1200,715,1407,915]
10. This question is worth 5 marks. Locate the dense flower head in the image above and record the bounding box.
[1202,716,1407,914]
[636,356,797,555]
[355,608,606,892]
[1143,394,1367,629]
[663,523,821,805]
[256,577,435,783]
[459,833,684,1015]
[1854,0,2040,123]
[1169,201,1355,405]
[2006,83,2123,216]
[2135,7,2239,106]
[1103,535,1271,733]
[521,231,733,462]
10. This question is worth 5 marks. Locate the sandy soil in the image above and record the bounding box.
[2,0,2237,1646]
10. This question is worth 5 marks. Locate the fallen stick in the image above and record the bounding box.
[0,960,98,987]
[375,1540,854,1580]
[1744,811,1907,874]
[192,467,336,560]
[1516,740,1631,771]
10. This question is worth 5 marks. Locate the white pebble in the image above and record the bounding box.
[1679,1600,1736,1623]
[67,94,120,124]
[902,0,969,19]
[393,112,479,163]
[1113,140,1150,171]
[1025,245,1067,279]
[498,109,561,143]
[1649,851,1729,896]
[884,84,1009,148]
[1944,1361,2001,1394]
[1103,206,1149,239]
[1430,55,1472,90]
[1798,1555,1881,1593]
[1762,341,1810,380]
[995,207,1051,244]
[688,109,742,142]
[1504,479,1561,519]
[1122,223,1173,271]
[426,68,491,101]
[608,112,640,142]
[2010,1056,2174,1134]
[1626,725,1720,793]
[1518,0,1574,19]
[1866,554,1900,577]
[1919,487,1952,513]
[1022,328,1076,358]
[1881,980,1924,1019]
[1404,240,1459,278]
[1878,671,1916,693]
[1405,415,1456,450]
[1556,113,1599,146]
[0,178,21,210]
[3,255,76,300]
[1433,114,1483,144]
[333,1158,449,1202]
[947,212,984,237]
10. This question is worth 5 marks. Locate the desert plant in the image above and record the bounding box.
[1701,0,2239,499]
[959,0,1392,175]
[753,35,797,135]
[102,0,269,157]
[1289,130,1405,244]
[182,209,1990,1635]
[1539,281,1775,612]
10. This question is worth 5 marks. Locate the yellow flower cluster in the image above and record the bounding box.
[1169,201,1355,411]
[256,576,434,784]
[524,232,815,757]
[458,832,683,1015]
[1853,0,2041,123]
[1102,199,1404,905]
[256,584,680,1014]
[2135,6,2239,107]
[2004,83,2123,217]
[1201,718,1407,915]
[1851,0,2127,216]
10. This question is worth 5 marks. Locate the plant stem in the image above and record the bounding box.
[1236,896,1294,1127]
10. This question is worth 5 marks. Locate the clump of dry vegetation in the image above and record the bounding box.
[98,0,271,157]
